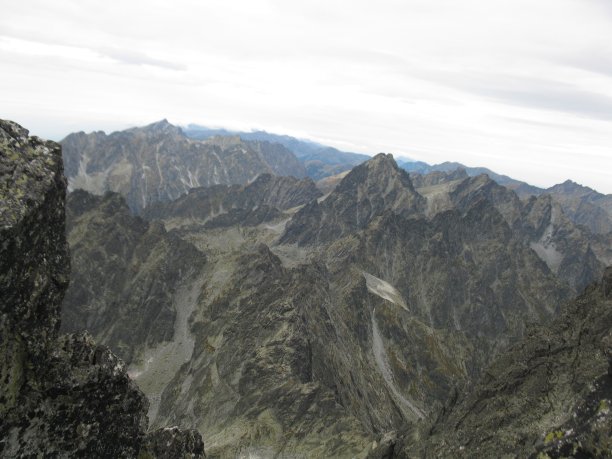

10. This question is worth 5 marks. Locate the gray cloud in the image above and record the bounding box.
[477,83,612,121]
[96,47,186,71]
[407,69,612,122]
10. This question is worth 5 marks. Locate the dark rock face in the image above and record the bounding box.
[3,332,149,458]
[449,174,523,228]
[61,190,206,364]
[396,268,612,458]
[415,170,606,295]
[350,203,568,369]
[61,120,307,214]
[0,119,204,458]
[153,244,375,457]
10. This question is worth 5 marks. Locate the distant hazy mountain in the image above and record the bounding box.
[397,158,543,194]
[184,124,370,180]
[545,179,612,234]
[61,120,306,213]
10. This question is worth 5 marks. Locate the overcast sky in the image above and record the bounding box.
[1,0,611,192]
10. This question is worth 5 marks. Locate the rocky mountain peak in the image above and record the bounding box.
[365,152,398,170]
[557,178,582,189]
[281,153,425,245]
[449,173,523,227]
[336,152,414,193]
[548,179,602,198]
[141,118,182,136]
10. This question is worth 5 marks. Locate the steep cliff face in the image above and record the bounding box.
[61,120,307,214]
[396,268,612,458]
[0,119,204,458]
[523,194,604,293]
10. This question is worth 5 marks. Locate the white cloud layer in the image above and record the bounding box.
[1,0,611,192]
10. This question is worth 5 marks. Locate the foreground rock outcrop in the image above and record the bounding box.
[0,119,204,458]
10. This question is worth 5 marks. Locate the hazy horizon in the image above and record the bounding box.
[2,0,612,192]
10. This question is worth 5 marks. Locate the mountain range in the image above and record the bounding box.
[63,120,612,237]
[2,117,611,457]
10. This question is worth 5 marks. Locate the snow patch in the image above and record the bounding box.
[530,223,563,273]
[68,154,109,194]
[264,218,290,234]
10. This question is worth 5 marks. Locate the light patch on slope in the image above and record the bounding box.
[416,180,463,218]
[264,217,290,234]
[530,223,563,273]
[128,273,204,424]
[363,272,408,311]
[371,309,425,421]
[68,154,109,194]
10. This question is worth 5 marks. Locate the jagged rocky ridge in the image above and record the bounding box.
[61,120,306,214]
[281,154,426,245]
[405,160,612,238]
[0,119,204,458]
